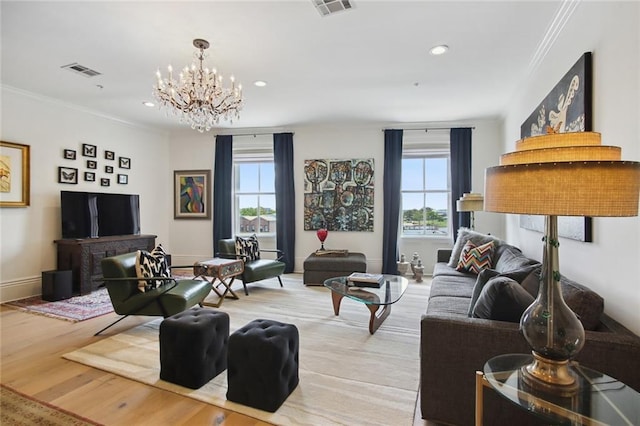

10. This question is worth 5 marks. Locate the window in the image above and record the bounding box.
[233,135,276,236]
[401,131,450,237]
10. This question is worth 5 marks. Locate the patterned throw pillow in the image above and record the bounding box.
[235,234,260,262]
[456,240,495,274]
[135,244,171,292]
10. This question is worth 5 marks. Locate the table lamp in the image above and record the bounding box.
[456,192,484,230]
[484,130,639,393]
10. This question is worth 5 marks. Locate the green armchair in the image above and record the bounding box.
[218,238,286,295]
[95,252,212,335]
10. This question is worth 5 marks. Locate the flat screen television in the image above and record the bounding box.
[60,190,140,239]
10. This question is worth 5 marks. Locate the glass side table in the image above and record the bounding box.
[475,353,639,426]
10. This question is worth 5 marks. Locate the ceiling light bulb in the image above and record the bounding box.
[142,101,155,107]
[254,80,267,87]
[430,45,449,55]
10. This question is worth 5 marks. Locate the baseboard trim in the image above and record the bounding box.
[0,276,41,303]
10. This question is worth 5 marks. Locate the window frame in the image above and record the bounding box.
[401,141,451,239]
[232,155,276,237]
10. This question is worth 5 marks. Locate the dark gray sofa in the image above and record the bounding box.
[420,231,640,425]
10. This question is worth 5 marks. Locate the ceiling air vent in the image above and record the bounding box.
[61,62,102,77]
[312,0,353,17]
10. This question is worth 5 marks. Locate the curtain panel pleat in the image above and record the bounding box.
[213,135,233,253]
[274,133,295,272]
[382,129,403,274]
[450,128,473,238]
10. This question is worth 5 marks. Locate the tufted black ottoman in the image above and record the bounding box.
[159,307,229,389]
[227,319,299,412]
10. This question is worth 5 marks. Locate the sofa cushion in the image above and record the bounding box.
[135,244,170,292]
[471,276,535,322]
[520,267,541,297]
[456,240,495,274]
[493,244,540,278]
[433,263,475,279]
[426,296,471,317]
[447,228,501,268]
[560,276,604,331]
[467,268,500,316]
[235,234,260,262]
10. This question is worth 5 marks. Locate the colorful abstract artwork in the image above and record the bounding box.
[174,170,211,219]
[304,158,374,232]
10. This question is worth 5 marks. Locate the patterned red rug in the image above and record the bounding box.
[4,288,113,322]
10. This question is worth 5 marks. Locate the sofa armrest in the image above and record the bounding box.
[420,313,640,425]
[436,248,452,264]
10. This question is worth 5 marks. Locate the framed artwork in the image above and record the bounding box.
[519,52,593,242]
[87,160,97,169]
[101,178,110,187]
[119,156,131,169]
[0,141,30,207]
[117,174,128,184]
[84,171,95,182]
[174,169,211,219]
[82,143,97,158]
[105,165,113,174]
[63,149,76,160]
[58,167,78,184]
[105,150,115,160]
[303,158,374,231]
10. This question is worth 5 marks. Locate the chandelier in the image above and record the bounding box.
[153,39,243,132]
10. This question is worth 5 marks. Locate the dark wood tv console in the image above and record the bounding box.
[55,234,157,295]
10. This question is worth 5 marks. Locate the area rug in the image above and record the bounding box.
[0,383,103,425]
[63,275,431,425]
[4,288,113,322]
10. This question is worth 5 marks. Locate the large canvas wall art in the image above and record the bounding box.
[519,52,593,242]
[304,158,374,232]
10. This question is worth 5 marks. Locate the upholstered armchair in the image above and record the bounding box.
[96,251,212,335]
[217,238,286,295]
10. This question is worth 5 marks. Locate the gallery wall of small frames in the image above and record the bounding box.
[59,143,131,186]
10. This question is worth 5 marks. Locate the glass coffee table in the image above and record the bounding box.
[323,275,408,334]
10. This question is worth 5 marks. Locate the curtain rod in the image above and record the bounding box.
[381,126,475,132]
[215,132,295,137]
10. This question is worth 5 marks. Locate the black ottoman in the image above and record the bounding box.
[227,319,299,412]
[159,307,229,389]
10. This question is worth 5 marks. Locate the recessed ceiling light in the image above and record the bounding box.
[142,101,155,107]
[254,80,267,87]
[430,45,449,55]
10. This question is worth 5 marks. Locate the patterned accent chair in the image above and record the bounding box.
[96,252,211,335]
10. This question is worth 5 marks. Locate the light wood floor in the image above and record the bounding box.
[0,303,433,425]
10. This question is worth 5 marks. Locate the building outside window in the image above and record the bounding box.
[401,130,451,237]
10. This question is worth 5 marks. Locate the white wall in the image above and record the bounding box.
[502,2,640,335]
[0,87,172,302]
[167,120,504,274]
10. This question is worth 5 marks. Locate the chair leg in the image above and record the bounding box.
[242,282,249,296]
[94,315,129,336]
[277,276,283,288]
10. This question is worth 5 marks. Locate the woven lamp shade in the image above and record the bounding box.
[484,132,640,217]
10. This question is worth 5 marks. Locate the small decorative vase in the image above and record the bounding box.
[397,253,410,276]
[316,228,328,251]
[414,260,424,283]
[410,252,420,277]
